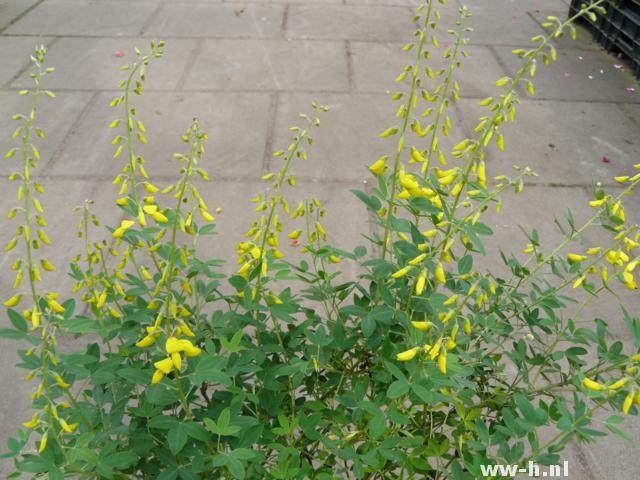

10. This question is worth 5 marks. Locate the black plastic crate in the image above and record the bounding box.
[569,0,640,78]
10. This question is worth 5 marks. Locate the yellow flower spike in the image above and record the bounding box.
[608,378,628,390]
[397,189,411,200]
[523,244,534,254]
[408,253,427,266]
[434,263,446,284]
[328,255,341,264]
[567,253,587,264]
[135,334,157,348]
[441,309,455,324]
[22,414,39,429]
[108,307,122,319]
[422,229,437,238]
[615,176,630,184]
[391,266,412,279]
[287,229,302,239]
[154,358,174,375]
[415,269,427,295]
[411,321,433,331]
[445,338,456,351]
[3,294,22,308]
[261,173,274,181]
[438,173,457,186]
[396,347,419,362]
[451,182,463,197]
[171,352,182,370]
[38,433,48,453]
[587,247,601,255]
[115,197,129,206]
[589,198,606,208]
[438,348,447,375]
[624,238,639,251]
[572,275,585,289]
[368,156,388,176]
[463,318,472,334]
[582,377,605,391]
[623,392,634,415]
[142,204,158,215]
[315,222,327,240]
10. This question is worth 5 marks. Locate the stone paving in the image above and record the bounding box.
[1,0,639,477]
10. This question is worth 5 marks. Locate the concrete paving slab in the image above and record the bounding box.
[11,37,197,91]
[5,0,157,36]
[272,92,467,181]
[0,35,54,86]
[493,46,640,102]
[456,98,640,186]
[0,0,39,31]
[143,3,285,39]
[0,90,93,174]
[619,102,640,127]
[47,91,272,178]
[351,41,507,97]
[286,4,413,41]
[451,7,547,46]
[182,39,349,91]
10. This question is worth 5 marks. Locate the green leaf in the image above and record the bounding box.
[387,380,410,399]
[370,414,386,439]
[168,424,188,455]
[7,309,27,332]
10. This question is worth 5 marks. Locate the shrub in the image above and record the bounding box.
[2,0,639,478]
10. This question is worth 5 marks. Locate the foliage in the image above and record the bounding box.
[2,1,640,478]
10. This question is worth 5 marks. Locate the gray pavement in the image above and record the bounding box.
[1,0,640,477]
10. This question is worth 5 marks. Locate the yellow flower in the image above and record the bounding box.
[437,349,447,375]
[151,370,164,384]
[567,253,586,264]
[22,414,39,429]
[171,352,182,370]
[623,392,634,415]
[582,377,605,391]
[154,358,174,375]
[112,219,135,238]
[415,269,427,295]
[572,275,585,289]
[136,334,157,348]
[608,378,628,390]
[434,263,446,284]
[328,255,341,264]
[288,229,302,239]
[391,266,412,279]
[368,156,388,176]
[58,419,77,433]
[589,198,606,208]
[411,321,433,331]
[396,347,419,362]
[38,434,48,453]
[200,208,215,222]
[3,294,21,308]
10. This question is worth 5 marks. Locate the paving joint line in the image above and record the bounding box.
[139,1,165,37]
[0,0,46,35]
[262,92,280,174]
[345,40,354,92]
[175,38,203,91]
[280,3,290,38]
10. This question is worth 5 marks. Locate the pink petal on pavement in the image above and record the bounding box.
[627,87,636,93]
[602,156,610,163]
[115,50,125,58]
